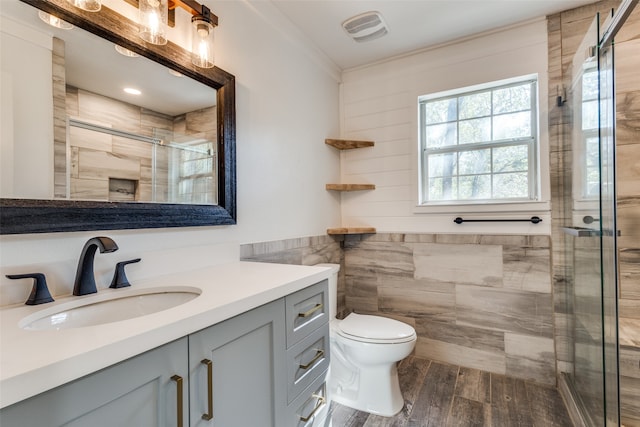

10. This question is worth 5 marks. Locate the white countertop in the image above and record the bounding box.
[0,261,332,409]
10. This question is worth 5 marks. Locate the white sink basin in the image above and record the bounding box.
[20,286,201,331]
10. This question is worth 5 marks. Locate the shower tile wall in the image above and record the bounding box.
[63,89,217,202]
[65,86,174,201]
[615,5,640,321]
[241,233,556,386]
[615,5,640,425]
[52,37,66,199]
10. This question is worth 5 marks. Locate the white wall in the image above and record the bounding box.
[0,17,54,199]
[0,0,341,305]
[339,18,551,235]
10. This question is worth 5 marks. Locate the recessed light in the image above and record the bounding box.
[38,11,73,30]
[115,45,139,57]
[168,69,183,77]
[124,87,141,95]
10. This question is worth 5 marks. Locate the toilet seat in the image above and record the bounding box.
[337,313,416,344]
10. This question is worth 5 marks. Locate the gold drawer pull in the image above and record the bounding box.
[170,375,184,427]
[298,303,323,318]
[299,349,324,370]
[201,359,213,421]
[300,394,326,422]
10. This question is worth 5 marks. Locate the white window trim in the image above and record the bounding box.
[414,74,547,213]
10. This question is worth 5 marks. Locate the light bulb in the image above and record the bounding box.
[139,0,167,45]
[191,16,214,68]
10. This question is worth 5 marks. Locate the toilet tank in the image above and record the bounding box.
[315,263,340,319]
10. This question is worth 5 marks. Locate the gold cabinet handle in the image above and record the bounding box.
[201,359,214,421]
[170,375,184,427]
[299,349,324,370]
[299,394,326,422]
[298,303,323,318]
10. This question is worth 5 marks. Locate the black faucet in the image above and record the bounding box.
[73,237,119,296]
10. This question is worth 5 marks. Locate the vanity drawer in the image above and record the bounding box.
[286,370,328,427]
[287,323,330,403]
[285,279,329,347]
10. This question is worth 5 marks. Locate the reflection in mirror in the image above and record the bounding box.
[2,0,218,205]
[0,0,236,234]
[570,49,599,224]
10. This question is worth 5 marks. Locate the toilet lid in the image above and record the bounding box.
[338,313,416,343]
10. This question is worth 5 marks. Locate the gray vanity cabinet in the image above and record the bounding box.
[0,280,330,427]
[188,298,287,427]
[0,337,189,427]
[283,280,330,426]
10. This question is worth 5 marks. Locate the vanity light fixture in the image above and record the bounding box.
[66,0,102,12]
[167,0,218,68]
[190,5,215,68]
[38,11,74,29]
[139,0,168,45]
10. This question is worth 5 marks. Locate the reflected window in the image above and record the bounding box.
[418,76,538,204]
[175,140,216,204]
[581,69,599,198]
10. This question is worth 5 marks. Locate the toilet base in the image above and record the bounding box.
[329,362,404,417]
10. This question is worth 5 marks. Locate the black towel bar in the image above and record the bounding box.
[454,216,542,224]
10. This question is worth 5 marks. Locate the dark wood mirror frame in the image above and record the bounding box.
[0,0,236,234]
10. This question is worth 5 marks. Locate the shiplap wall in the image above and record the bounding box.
[338,18,551,235]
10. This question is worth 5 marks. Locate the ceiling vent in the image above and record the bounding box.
[342,11,388,43]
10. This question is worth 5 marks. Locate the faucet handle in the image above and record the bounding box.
[110,258,141,289]
[6,273,55,305]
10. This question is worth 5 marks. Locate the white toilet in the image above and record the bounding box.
[319,263,417,417]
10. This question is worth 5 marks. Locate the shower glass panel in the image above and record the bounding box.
[67,121,216,204]
[152,129,216,204]
[563,11,620,426]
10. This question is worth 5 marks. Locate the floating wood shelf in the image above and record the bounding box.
[325,138,376,236]
[325,139,375,150]
[325,184,376,191]
[327,227,377,235]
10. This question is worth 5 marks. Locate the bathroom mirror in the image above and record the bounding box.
[0,0,236,234]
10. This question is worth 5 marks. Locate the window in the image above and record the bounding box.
[580,68,599,199]
[418,76,538,204]
[177,140,216,204]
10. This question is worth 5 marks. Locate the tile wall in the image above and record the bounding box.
[614,5,640,425]
[240,235,345,315]
[342,233,556,386]
[241,233,556,386]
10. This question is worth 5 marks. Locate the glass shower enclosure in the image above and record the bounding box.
[66,119,217,204]
[562,3,631,425]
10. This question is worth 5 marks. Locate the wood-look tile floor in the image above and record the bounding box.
[328,356,574,427]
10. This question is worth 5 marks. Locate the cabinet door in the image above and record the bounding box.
[0,337,189,427]
[189,299,286,427]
